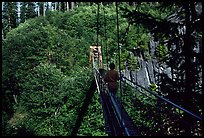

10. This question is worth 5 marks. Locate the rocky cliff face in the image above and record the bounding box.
[121,36,174,89]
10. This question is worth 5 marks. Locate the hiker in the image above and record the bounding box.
[104,63,120,95]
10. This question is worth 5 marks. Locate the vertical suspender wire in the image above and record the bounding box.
[116,1,123,130]
[97,2,100,67]
[103,4,108,69]
[157,41,161,134]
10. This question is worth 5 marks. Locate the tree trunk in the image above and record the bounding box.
[71,2,74,10]
[76,2,79,7]
[67,2,69,11]
[13,95,18,104]
[8,2,11,31]
[54,104,61,115]
[183,2,195,135]
[46,2,49,11]
[55,2,57,10]
[184,3,193,108]
[2,29,4,40]
[43,2,45,16]
[61,2,65,12]
[38,3,40,16]
[51,3,53,11]
[58,2,61,11]
[43,102,46,108]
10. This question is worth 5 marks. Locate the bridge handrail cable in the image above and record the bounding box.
[122,76,203,121]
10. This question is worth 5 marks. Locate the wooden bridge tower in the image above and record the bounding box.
[89,46,103,68]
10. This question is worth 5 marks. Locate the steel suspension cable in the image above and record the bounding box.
[97,2,100,65]
[116,1,124,129]
[103,3,108,69]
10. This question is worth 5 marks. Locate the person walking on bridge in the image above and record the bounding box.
[104,63,120,95]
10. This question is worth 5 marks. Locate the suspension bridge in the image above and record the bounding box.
[70,44,202,136]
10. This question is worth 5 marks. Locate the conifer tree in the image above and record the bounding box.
[37,2,44,16]
[2,2,18,37]
[2,2,9,36]
[20,2,26,23]
[9,2,18,28]
[61,2,65,12]
[26,2,36,19]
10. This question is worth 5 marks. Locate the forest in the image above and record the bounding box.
[2,2,202,136]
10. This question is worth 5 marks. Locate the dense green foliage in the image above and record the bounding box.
[154,44,168,61]
[3,66,93,136]
[2,4,107,136]
[78,91,107,136]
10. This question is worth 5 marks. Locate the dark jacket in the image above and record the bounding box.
[104,69,119,93]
